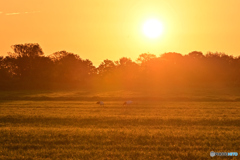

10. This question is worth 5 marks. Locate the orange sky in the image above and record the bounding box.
[1,0,240,66]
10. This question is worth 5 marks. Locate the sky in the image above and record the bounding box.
[1,0,240,66]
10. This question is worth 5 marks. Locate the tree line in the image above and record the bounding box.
[1,43,240,90]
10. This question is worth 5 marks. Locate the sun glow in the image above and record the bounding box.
[143,19,163,39]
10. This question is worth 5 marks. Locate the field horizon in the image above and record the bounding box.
[1,88,240,102]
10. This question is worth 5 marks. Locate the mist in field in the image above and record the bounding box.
[1,43,240,101]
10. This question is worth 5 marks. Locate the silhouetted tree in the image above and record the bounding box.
[160,52,183,62]
[9,43,44,58]
[0,56,12,88]
[50,51,95,88]
[1,43,240,91]
[97,59,116,76]
[188,51,204,58]
[115,57,139,89]
[137,53,157,64]
[3,43,55,89]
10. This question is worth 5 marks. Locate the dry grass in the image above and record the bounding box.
[0,100,239,159]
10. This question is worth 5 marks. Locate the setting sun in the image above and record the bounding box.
[143,19,163,39]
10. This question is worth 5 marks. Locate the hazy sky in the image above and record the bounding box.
[1,0,240,66]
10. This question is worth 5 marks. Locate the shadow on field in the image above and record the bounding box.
[1,115,239,127]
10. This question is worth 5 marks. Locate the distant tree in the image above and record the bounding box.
[119,57,136,66]
[2,44,55,89]
[0,56,11,88]
[2,42,240,91]
[188,51,204,58]
[137,53,157,64]
[97,59,116,76]
[204,52,236,86]
[82,59,96,75]
[160,52,183,62]
[9,43,44,58]
[114,57,139,88]
[49,50,70,61]
[50,51,95,88]
[6,44,45,78]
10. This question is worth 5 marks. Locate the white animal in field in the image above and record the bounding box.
[123,100,132,105]
[96,101,104,105]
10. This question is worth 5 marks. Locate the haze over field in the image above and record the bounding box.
[1,43,240,99]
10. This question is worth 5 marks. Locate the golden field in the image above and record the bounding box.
[0,91,239,159]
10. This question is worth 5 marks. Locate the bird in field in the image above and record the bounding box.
[96,101,104,105]
[123,100,132,105]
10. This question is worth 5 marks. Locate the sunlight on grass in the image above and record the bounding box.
[0,101,239,159]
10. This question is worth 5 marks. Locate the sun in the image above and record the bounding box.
[143,19,163,39]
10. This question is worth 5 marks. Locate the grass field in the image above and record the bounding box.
[0,98,240,159]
